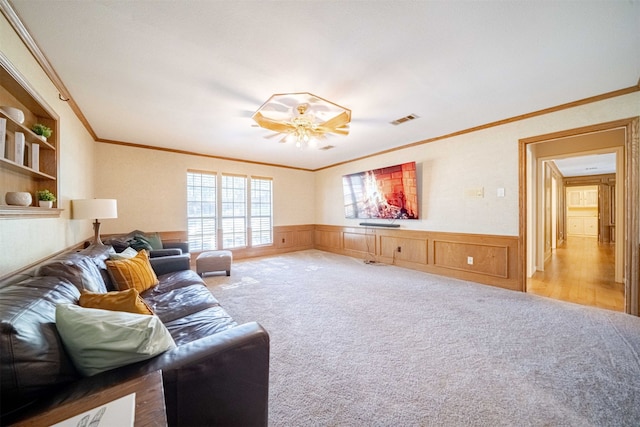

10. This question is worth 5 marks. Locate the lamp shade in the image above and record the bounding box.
[72,199,118,220]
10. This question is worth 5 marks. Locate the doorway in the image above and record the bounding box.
[519,118,640,315]
[528,176,623,311]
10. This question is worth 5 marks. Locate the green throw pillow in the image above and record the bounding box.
[145,232,164,250]
[55,304,175,376]
[129,235,153,251]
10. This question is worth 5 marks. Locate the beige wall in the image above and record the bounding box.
[0,14,96,275]
[2,9,639,278]
[94,143,315,235]
[315,92,640,236]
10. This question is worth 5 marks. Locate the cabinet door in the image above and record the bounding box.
[584,189,598,207]
[567,217,584,235]
[567,190,583,207]
[583,217,598,236]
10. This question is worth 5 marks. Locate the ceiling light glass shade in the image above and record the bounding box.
[252,92,351,146]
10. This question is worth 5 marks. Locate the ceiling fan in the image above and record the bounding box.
[252,92,351,147]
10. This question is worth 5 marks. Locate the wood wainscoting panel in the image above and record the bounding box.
[433,240,508,278]
[234,224,314,259]
[275,226,315,249]
[343,231,376,256]
[380,235,428,265]
[314,226,343,251]
[158,230,187,244]
[313,225,520,291]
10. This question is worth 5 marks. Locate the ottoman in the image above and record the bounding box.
[196,250,232,277]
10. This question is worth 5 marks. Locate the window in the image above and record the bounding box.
[222,174,247,248]
[187,171,217,251]
[187,171,273,251]
[251,177,273,246]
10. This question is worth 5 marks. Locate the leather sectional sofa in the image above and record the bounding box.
[0,244,270,426]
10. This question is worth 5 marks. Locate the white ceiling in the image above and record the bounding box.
[7,0,640,171]
[553,153,617,177]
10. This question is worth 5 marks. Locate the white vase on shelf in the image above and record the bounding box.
[0,106,25,124]
[39,200,53,208]
[5,192,32,206]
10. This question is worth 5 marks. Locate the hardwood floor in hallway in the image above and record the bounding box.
[527,236,624,312]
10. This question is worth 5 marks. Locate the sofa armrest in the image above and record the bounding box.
[150,322,270,426]
[149,254,191,276]
[162,241,189,254]
[5,323,270,427]
[149,248,182,258]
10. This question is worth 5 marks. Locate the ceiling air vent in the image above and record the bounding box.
[391,114,419,126]
[319,145,335,151]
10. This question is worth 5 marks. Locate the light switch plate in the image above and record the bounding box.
[465,187,484,198]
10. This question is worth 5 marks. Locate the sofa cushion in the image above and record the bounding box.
[36,253,107,293]
[163,305,237,345]
[56,304,176,376]
[150,269,212,294]
[106,250,159,292]
[0,276,81,411]
[79,289,154,315]
[142,284,219,324]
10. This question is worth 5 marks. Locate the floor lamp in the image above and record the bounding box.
[72,199,118,246]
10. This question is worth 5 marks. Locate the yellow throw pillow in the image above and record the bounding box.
[79,288,154,315]
[105,250,159,293]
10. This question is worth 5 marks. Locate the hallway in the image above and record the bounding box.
[527,236,624,312]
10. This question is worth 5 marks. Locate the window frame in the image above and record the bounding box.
[186,170,273,251]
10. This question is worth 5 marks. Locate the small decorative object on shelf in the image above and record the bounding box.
[8,132,25,165]
[5,191,32,206]
[0,105,25,123]
[0,117,6,158]
[31,123,52,141]
[30,142,40,171]
[36,189,56,208]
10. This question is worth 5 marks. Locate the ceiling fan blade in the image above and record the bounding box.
[316,125,350,136]
[330,128,350,136]
[252,112,296,133]
[318,111,351,131]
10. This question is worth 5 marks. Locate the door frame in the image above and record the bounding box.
[519,117,639,315]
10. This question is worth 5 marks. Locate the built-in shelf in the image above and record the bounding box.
[0,157,56,179]
[0,110,55,150]
[1,51,59,216]
[0,205,63,218]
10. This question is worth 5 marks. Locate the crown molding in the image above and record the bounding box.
[0,0,97,140]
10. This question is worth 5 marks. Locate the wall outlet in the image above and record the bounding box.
[397,246,402,253]
[467,256,474,265]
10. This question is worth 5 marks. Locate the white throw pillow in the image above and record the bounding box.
[109,247,139,260]
[55,304,175,376]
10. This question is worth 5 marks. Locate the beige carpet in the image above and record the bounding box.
[204,249,640,426]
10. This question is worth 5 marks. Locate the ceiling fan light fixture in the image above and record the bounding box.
[252,92,351,148]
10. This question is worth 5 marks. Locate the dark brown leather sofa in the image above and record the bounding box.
[0,245,269,426]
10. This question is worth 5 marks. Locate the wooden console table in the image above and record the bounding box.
[12,371,167,427]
